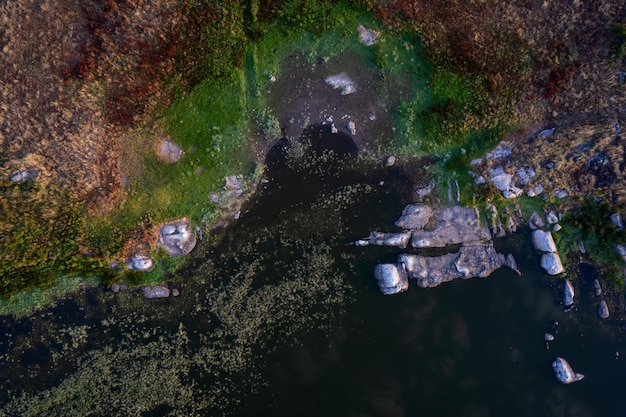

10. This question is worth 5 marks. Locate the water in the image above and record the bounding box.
[1,126,625,416]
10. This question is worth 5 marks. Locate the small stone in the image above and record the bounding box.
[552,224,562,232]
[9,168,39,183]
[552,357,584,384]
[234,210,241,220]
[529,211,545,230]
[537,127,556,138]
[126,255,155,272]
[598,300,610,319]
[357,24,380,46]
[386,156,396,167]
[553,189,569,199]
[171,288,180,297]
[111,283,120,293]
[157,139,183,163]
[545,333,555,341]
[611,213,624,230]
[347,120,356,135]
[209,193,220,203]
[545,211,559,224]
[142,286,170,299]
[578,240,586,254]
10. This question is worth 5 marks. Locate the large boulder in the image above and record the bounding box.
[410,206,491,248]
[552,357,584,384]
[374,264,409,295]
[540,253,564,275]
[399,244,506,288]
[532,230,557,253]
[158,219,197,256]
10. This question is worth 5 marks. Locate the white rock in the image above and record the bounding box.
[532,230,557,252]
[553,189,569,199]
[611,213,624,230]
[9,168,38,182]
[545,333,555,341]
[545,211,559,224]
[142,286,170,299]
[537,127,556,138]
[593,279,602,296]
[552,357,584,384]
[347,120,356,135]
[386,156,396,166]
[470,158,483,165]
[563,279,575,305]
[486,144,513,159]
[126,255,155,272]
[553,224,562,232]
[541,253,564,275]
[374,264,409,295]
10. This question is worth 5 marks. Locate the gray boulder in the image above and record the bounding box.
[506,253,521,275]
[598,300,610,319]
[532,230,557,253]
[410,206,490,248]
[357,231,412,249]
[395,204,433,230]
[399,244,506,288]
[545,211,559,225]
[552,357,584,384]
[540,253,564,275]
[158,219,197,256]
[529,211,545,230]
[142,286,170,299]
[374,264,409,295]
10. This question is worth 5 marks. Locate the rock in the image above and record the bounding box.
[611,213,624,230]
[142,286,170,299]
[553,189,569,199]
[410,206,491,248]
[454,179,461,203]
[394,204,433,230]
[111,283,120,293]
[578,240,586,254]
[586,152,616,188]
[506,253,521,275]
[506,217,517,234]
[386,156,396,167]
[486,144,513,160]
[526,183,544,198]
[552,357,584,384]
[119,283,129,291]
[563,279,575,306]
[347,120,356,135]
[399,244,506,288]
[545,333,555,341]
[361,231,412,249]
[374,264,409,295]
[225,174,243,191]
[158,219,197,256]
[470,158,483,165]
[172,288,180,297]
[488,167,523,198]
[9,168,38,182]
[516,166,536,186]
[416,182,435,198]
[325,73,357,95]
[553,224,562,232]
[532,230,557,253]
[209,193,220,203]
[474,175,487,185]
[593,279,602,296]
[126,255,155,272]
[545,211,559,225]
[540,253,564,275]
[616,244,626,261]
[157,139,183,163]
[529,211,545,230]
[536,127,556,138]
[357,24,380,45]
[514,204,523,218]
[598,300,610,319]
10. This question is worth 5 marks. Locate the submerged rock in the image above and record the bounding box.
[532,230,557,253]
[563,279,575,306]
[552,357,584,384]
[593,279,602,296]
[374,263,409,295]
[540,253,564,275]
[142,286,170,299]
[598,300,610,319]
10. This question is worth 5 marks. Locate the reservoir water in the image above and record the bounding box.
[1,125,625,416]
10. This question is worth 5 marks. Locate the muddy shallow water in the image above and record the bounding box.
[1,125,626,416]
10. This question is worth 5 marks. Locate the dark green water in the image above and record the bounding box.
[1,126,625,416]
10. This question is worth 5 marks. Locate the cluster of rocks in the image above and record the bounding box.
[355,204,519,294]
[529,210,565,276]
